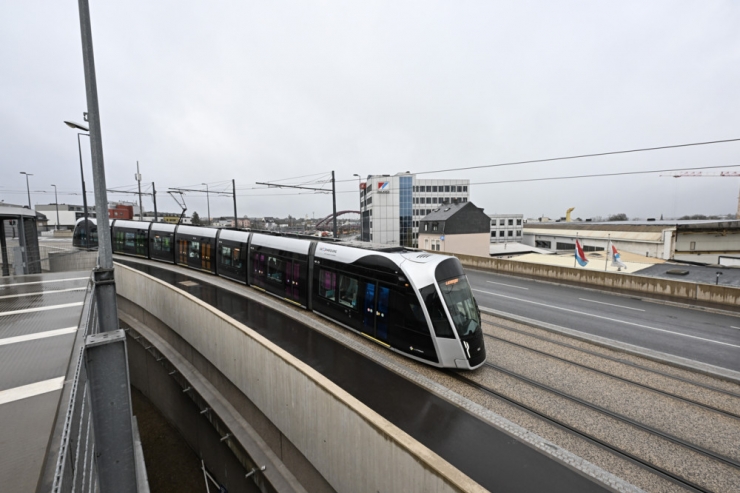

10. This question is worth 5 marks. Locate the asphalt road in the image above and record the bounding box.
[465,269,740,373]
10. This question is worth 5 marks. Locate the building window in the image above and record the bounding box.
[517,219,522,225]
[426,197,431,204]
[535,240,551,249]
[427,209,431,215]
[508,219,514,226]
[369,221,372,228]
[491,232,496,238]
[426,186,431,192]
[499,230,504,237]
[432,186,438,192]
[463,186,468,192]
[690,241,696,251]
[444,186,449,192]
[508,230,513,237]
[424,224,428,232]
[516,230,521,236]
[463,198,467,202]
[432,222,439,231]
[456,186,462,192]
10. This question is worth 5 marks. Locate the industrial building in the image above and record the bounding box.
[489,214,524,243]
[522,220,740,264]
[34,203,95,230]
[360,172,470,247]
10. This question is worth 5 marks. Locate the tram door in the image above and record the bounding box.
[362,282,390,342]
[285,262,300,302]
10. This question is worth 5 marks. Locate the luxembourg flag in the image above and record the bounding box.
[611,244,627,269]
[575,239,588,267]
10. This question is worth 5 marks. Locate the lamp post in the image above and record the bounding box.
[353,174,362,241]
[20,172,33,208]
[64,120,91,248]
[202,183,211,225]
[51,184,60,230]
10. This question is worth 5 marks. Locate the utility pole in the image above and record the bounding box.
[232,179,238,228]
[77,0,137,489]
[20,172,33,208]
[331,171,337,238]
[135,161,143,220]
[202,183,211,225]
[51,184,60,230]
[152,182,158,222]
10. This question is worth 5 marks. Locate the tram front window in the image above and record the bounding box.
[439,276,480,337]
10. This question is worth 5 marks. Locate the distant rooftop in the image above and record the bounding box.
[525,219,740,232]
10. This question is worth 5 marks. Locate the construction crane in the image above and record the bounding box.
[660,171,740,219]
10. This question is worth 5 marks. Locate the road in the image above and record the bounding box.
[465,269,740,373]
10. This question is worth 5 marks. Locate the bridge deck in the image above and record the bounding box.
[0,272,88,492]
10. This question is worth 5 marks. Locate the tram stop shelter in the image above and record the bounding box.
[1,204,42,277]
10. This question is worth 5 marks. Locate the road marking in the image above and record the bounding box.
[0,327,78,347]
[0,277,88,289]
[486,281,529,290]
[473,289,740,350]
[578,298,645,312]
[0,287,86,300]
[732,326,740,330]
[0,302,84,317]
[0,377,65,406]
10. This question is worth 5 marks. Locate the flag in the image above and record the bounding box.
[575,239,588,267]
[611,244,627,269]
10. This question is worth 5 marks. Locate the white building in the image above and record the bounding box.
[488,214,524,243]
[360,173,470,247]
[34,204,95,230]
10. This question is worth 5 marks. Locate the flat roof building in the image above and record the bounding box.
[489,214,524,244]
[523,220,740,264]
[360,173,470,247]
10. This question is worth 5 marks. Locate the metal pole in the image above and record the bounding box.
[21,172,32,208]
[52,184,60,230]
[605,234,610,272]
[332,171,337,238]
[354,174,362,240]
[77,133,91,248]
[0,221,8,277]
[77,0,137,490]
[152,182,158,222]
[202,183,210,225]
[232,179,237,228]
[136,161,143,221]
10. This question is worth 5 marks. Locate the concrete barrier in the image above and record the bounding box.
[451,252,740,309]
[114,263,485,493]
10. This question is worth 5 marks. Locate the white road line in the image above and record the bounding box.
[473,289,740,350]
[578,298,645,312]
[0,302,84,317]
[0,277,88,289]
[0,377,65,406]
[0,287,87,300]
[0,327,78,347]
[732,326,740,330]
[486,281,529,290]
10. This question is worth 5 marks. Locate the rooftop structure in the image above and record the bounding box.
[419,201,490,257]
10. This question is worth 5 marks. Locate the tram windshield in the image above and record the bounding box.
[438,276,480,337]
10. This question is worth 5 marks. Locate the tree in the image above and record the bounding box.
[607,213,628,221]
[192,211,200,225]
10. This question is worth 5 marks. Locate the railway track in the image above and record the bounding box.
[453,317,740,493]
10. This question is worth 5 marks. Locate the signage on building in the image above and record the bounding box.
[377,182,390,193]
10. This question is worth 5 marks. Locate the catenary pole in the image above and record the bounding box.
[136,161,143,220]
[152,182,158,222]
[77,133,91,247]
[332,170,337,238]
[232,179,237,227]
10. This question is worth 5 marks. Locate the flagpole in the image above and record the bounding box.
[605,234,610,272]
[574,233,578,268]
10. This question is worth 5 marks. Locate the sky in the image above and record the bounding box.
[2,1,740,221]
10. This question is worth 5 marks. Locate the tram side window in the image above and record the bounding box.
[124,232,135,248]
[266,256,284,283]
[221,246,232,266]
[233,248,242,269]
[189,241,201,259]
[318,269,336,301]
[390,288,429,335]
[153,235,162,251]
[420,285,454,338]
[337,275,359,309]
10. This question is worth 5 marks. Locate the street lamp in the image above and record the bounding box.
[51,184,60,230]
[20,172,33,208]
[64,120,91,248]
[353,174,363,241]
[201,183,211,225]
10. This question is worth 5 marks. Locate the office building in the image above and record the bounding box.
[360,173,469,247]
[489,214,524,243]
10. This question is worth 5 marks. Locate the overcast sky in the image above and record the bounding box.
[2,1,740,221]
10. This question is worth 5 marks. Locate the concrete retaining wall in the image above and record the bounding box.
[114,263,484,493]
[452,253,740,308]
